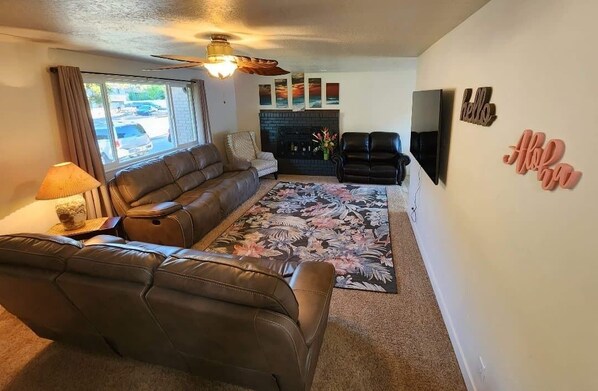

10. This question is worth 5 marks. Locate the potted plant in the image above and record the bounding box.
[312,127,337,160]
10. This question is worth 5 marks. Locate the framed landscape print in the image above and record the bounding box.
[275,78,288,108]
[292,73,305,110]
[258,84,272,106]
[326,83,339,105]
[308,78,322,108]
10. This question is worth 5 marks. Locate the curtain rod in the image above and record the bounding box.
[48,67,193,83]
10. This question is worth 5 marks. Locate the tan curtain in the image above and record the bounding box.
[191,79,212,144]
[53,66,114,218]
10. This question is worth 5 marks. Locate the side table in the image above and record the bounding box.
[47,216,123,241]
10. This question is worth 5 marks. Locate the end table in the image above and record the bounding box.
[47,216,123,241]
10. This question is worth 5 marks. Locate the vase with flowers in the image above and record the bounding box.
[312,127,337,160]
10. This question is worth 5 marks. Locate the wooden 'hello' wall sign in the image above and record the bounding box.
[503,129,581,191]
[460,87,497,126]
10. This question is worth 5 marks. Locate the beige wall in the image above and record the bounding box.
[0,42,237,234]
[233,63,417,149]
[410,0,597,390]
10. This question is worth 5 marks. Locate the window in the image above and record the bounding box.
[83,75,204,171]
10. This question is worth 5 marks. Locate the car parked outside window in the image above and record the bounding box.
[93,119,152,164]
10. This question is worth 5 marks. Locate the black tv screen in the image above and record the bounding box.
[410,89,442,185]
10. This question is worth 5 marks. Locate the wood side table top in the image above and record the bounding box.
[47,216,122,239]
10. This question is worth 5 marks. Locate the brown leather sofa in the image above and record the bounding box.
[0,233,335,391]
[108,143,259,248]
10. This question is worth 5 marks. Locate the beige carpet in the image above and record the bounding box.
[0,175,466,391]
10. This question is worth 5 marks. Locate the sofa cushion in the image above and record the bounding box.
[177,171,257,216]
[66,244,165,284]
[203,179,245,215]
[370,132,401,163]
[370,152,398,162]
[370,132,400,152]
[153,253,299,320]
[0,234,116,353]
[221,169,259,203]
[131,184,183,207]
[125,241,185,258]
[163,150,207,192]
[174,177,229,205]
[58,241,188,370]
[344,163,370,176]
[0,234,82,271]
[182,192,223,242]
[115,158,179,205]
[175,187,211,206]
[176,249,298,278]
[201,162,224,180]
[341,133,370,163]
[370,164,398,178]
[189,144,224,180]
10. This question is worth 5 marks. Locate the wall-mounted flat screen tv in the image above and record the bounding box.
[410,89,442,185]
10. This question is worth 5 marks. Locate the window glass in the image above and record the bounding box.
[84,83,115,164]
[83,77,202,171]
[170,85,198,145]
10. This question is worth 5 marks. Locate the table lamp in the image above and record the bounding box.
[36,162,101,230]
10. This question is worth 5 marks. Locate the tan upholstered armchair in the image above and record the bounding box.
[226,131,278,179]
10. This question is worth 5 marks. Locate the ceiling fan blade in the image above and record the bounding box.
[234,55,279,69]
[237,66,290,76]
[151,54,207,64]
[144,63,203,71]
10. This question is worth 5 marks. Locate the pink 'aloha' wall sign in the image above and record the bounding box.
[503,129,581,191]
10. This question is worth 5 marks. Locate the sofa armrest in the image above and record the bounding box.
[290,262,335,345]
[224,158,252,172]
[257,151,275,161]
[126,202,182,218]
[331,153,344,182]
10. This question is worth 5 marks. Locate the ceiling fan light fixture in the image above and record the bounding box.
[204,56,238,79]
[150,34,289,77]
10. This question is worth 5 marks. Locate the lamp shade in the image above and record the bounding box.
[36,162,101,200]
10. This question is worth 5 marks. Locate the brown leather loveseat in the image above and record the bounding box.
[0,233,335,391]
[109,143,259,247]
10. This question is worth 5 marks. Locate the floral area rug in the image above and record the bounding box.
[206,182,397,293]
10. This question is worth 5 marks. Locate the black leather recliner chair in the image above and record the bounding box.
[333,132,410,185]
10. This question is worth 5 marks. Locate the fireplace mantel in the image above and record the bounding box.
[259,110,340,175]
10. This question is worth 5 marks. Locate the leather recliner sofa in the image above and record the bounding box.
[333,132,411,185]
[0,233,335,391]
[109,143,259,248]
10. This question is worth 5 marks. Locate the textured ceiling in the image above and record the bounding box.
[0,0,490,72]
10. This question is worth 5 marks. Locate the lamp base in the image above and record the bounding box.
[55,194,87,230]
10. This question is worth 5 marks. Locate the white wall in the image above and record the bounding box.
[0,42,236,234]
[409,0,597,390]
[234,62,417,149]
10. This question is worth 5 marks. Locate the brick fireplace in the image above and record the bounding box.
[259,110,339,175]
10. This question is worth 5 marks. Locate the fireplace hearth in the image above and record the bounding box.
[259,110,339,175]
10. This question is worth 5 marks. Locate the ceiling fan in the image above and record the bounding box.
[149,34,289,79]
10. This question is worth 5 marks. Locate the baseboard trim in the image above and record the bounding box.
[408,217,477,391]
